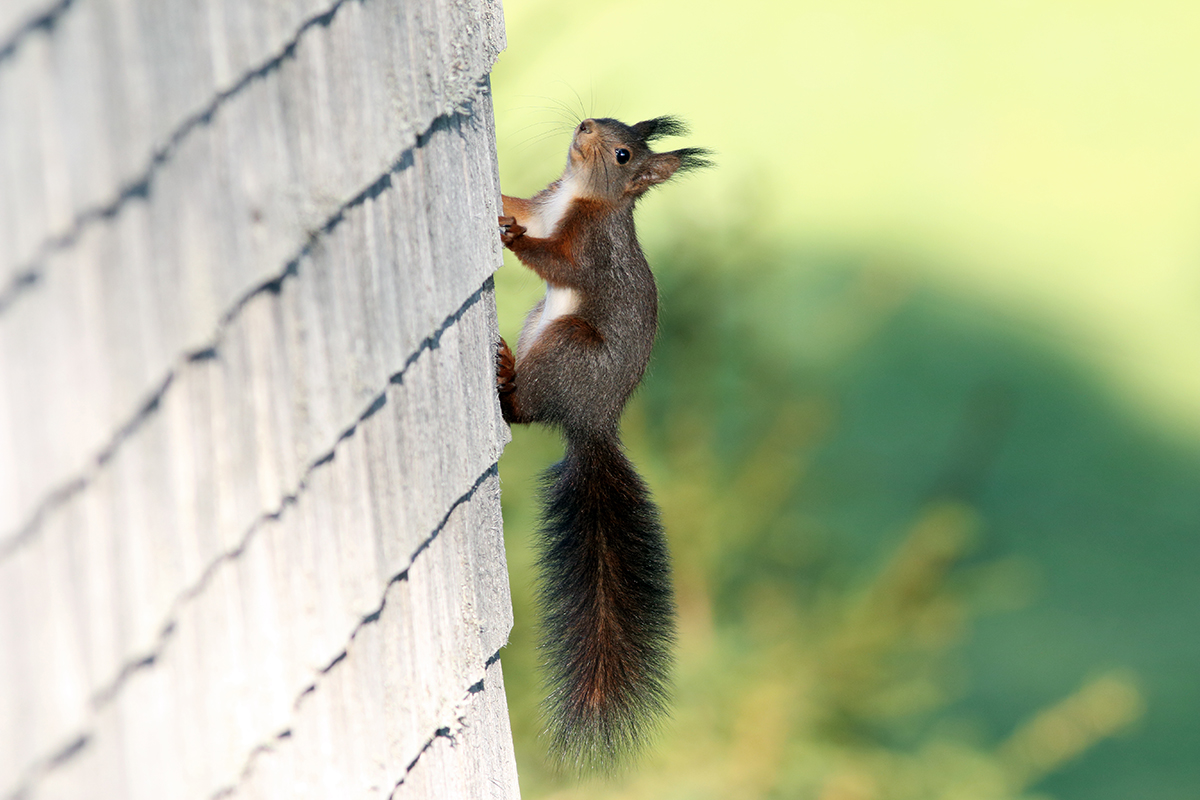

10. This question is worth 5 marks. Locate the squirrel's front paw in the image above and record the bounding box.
[498,216,527,245]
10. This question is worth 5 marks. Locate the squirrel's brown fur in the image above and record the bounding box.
[497,116,710,769]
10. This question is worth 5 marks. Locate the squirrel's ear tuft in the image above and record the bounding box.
[672,147,715,173]
[632,115,689,143]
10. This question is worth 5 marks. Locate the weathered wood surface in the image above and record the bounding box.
[0,1,65,59]
[0,0,518,797]
[0,0,506,544]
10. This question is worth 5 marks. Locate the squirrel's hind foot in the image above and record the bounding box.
[496,337,522,424]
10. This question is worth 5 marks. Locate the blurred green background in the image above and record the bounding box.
[489,1,1200,798]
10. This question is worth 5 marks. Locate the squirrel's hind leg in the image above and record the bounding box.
[497,337,524,424]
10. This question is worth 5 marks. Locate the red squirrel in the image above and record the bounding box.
[496,116,710,768]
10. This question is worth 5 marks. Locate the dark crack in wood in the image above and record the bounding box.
[0,0,76,65]
[205,531,504,800]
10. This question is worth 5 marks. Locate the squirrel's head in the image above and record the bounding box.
[565,116,711,203]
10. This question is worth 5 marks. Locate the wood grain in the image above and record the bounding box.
[0,0,518,797]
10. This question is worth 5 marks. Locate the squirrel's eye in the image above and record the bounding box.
[615,148,631,164]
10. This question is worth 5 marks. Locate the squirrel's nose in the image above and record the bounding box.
[578,119,594,134]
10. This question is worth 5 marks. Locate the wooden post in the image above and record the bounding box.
[0,0,518,797]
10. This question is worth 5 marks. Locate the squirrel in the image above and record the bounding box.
[495,116,711,768]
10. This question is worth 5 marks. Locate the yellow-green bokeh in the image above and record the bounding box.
[489,2,1200,798]
[494,0,1200,441]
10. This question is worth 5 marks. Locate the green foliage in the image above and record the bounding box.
[491,2,1200,790]
[500,415,1140,800]
[492,229,1186,798]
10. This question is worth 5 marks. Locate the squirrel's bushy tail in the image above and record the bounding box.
[536,429,675,769]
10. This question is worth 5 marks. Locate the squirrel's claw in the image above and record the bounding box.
[496,337,517,394]
[498,215,526,245]
[496,337,521,423]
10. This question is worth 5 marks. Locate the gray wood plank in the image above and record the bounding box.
[1,275,510,785]
[0,0,507,544]
[31,468,513,800]
[0,0,339,277]
[0,0,63,52]
[389,659,522,800]
[208,482,516,800]
[0,0,519,796]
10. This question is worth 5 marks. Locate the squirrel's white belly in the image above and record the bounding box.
[521,284,580,358]
[525,173,580,238]
[518,175,583,354]
[538,284,580,330]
